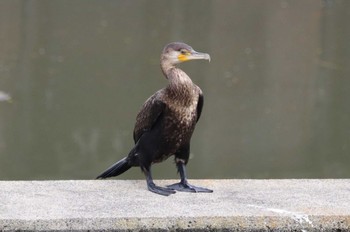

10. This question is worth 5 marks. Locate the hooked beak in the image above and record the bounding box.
[189,51,211,62]
[178,50,211,63]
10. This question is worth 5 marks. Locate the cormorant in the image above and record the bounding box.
[97,42,213,196]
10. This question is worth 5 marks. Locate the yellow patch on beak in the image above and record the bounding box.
[178,54,189,62]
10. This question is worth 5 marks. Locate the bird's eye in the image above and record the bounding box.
[180,49,188,55]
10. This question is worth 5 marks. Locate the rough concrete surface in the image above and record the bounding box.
[0,179,350,231]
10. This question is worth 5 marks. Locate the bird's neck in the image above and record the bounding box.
[164,67,197,105]
[166,67,193,87]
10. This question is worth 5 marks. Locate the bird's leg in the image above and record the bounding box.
[143,166,176,196]
[167,161,213,193]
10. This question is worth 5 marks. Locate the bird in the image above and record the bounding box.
[96,42,213,196]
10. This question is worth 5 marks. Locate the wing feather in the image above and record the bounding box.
[133,91,165,143]
[196,89,204,122]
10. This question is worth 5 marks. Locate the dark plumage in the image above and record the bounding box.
[97,42,212,196]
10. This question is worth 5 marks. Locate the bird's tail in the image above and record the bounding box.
[96,157,131,179]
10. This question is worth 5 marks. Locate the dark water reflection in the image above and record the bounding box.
[0,0,349,180]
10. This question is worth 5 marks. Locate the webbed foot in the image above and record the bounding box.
[167,181,213,193]
[148,182,176,196]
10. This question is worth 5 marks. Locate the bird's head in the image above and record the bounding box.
[161,42,211,66]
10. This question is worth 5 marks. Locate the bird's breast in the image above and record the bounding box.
[162,97,198,146]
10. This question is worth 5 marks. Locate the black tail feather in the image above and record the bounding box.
[96,157,131,179]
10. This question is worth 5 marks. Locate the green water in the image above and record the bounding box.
[0,0,349,180]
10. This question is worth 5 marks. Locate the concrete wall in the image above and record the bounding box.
[0,179,349,231]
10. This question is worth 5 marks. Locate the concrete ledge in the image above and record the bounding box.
[0,179,350,231]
